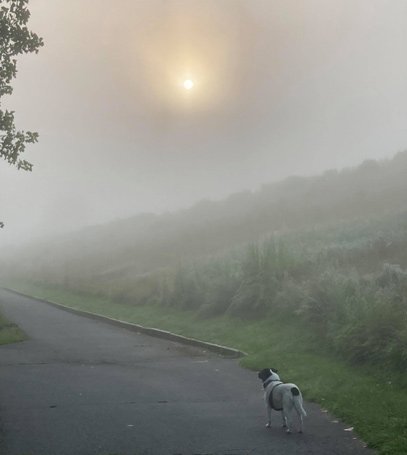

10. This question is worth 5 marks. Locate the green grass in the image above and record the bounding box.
[0,311,25,345]
[4,281,407,454]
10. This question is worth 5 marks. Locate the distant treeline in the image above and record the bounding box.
[2,152,407,370]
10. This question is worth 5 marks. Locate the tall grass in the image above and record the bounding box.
[5,213,407,372]
[93,220,407,373]
[160,242,407,372]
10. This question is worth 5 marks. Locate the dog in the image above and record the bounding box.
[258,368,307,433]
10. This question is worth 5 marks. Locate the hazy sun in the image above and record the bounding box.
[183,79,194,90]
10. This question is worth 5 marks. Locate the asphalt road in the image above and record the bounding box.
[0,288,371,455]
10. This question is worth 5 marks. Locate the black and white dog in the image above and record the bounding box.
[258,368,307,433]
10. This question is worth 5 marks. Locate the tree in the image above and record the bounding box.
[0,0,43,227]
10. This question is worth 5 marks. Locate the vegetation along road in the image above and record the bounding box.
[0,288,371,455]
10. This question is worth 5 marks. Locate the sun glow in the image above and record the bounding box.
[123,2,247,114]
[183,79,194,90]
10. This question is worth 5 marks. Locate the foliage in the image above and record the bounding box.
[109,228,407,371]
[0,0,43,227]
[0,0,43,169]
[227,240,290,317]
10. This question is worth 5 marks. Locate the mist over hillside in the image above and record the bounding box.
[2,150,407,285]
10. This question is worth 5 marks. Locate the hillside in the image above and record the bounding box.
[2,151,407,286]
[2,149,407,374]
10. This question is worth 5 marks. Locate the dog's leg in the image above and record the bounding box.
[298,413,304,433]
[292,391,306,433]
[265,404,272,428]
[283,409,292,434]
[281,411,287,428]
[295,407,304,433]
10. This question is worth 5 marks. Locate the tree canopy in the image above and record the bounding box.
[0,0,43,227]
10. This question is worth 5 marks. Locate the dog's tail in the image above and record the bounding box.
[291,387,307,417]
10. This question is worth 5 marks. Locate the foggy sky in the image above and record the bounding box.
[1,0,407,246]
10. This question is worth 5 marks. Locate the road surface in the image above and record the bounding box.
[0,288,370,455]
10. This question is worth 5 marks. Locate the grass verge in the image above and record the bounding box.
[0,311,25,345]
[4,281,407,455]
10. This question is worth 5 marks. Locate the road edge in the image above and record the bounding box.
[2,287,247,358]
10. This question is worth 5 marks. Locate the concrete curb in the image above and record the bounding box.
[2,287,247,359]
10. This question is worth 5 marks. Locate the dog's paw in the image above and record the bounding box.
[265,422,271,428]
[285,429,292,434]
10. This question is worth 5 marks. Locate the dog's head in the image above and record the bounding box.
[258,368,280,382]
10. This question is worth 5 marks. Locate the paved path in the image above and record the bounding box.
[0,288,370,455]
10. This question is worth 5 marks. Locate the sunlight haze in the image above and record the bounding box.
[1,0,407,245]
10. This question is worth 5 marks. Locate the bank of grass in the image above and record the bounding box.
[4,281,407,455]
[0,311,25,345]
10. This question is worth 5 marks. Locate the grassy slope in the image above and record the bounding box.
[5,281,407,455]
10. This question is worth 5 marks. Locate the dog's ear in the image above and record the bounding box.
[258,368,272,381]
[271,368,278,373]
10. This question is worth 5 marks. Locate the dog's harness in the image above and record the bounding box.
[263,378,281,390]
[263,379,284,411]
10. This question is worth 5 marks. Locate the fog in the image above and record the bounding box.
[1,0,407,246]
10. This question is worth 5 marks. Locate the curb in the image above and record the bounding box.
[2,287,246,359]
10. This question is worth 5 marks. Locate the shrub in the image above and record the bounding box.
[274,280,307,313]
[297,272,357,338]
